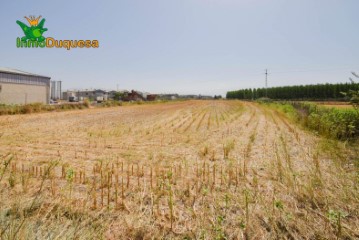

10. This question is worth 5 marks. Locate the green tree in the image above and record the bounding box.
[342,72,359,110]
[114,91,127,101]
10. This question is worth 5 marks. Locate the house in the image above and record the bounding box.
[158,94,179,100]
[146,94,157,101]
[63,89,109,101]
[124,90,145,101]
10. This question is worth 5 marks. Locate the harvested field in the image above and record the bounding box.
[308,101,354,109]
[322,104,354,109]
[0,100,358,239]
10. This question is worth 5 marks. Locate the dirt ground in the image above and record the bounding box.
[0,100,358,239]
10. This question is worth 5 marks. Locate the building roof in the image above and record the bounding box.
[0,67,50,79]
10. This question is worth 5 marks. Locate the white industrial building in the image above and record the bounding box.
[0,68,51,105]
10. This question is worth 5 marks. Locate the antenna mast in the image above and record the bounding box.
[265,69,268,97]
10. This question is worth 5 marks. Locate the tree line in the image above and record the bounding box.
[226,82,359,100]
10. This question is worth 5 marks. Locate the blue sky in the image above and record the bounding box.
[1,0,358,96]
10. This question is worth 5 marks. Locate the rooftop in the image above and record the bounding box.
[0,67,51,79]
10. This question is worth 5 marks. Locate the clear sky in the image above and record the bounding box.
[1,0,358,96]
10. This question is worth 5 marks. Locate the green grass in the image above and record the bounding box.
[263,101,359,140]
[0,102,90,115]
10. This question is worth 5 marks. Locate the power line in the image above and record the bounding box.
[270,67,358,74]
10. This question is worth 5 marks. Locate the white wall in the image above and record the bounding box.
[0,82,49,104]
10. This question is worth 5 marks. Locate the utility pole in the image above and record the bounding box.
[265,69,268,98]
